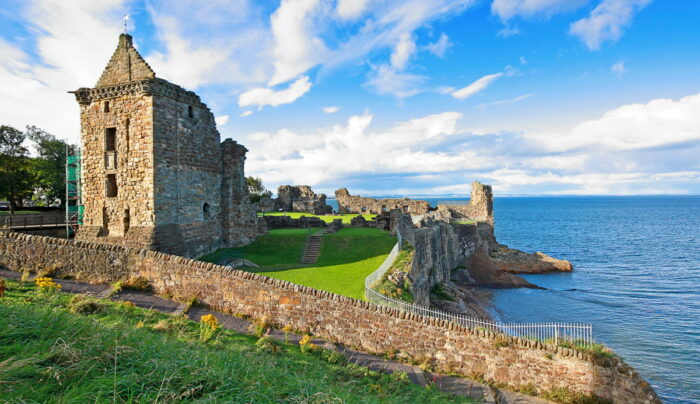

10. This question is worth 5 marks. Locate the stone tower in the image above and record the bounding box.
[72,33,263,258]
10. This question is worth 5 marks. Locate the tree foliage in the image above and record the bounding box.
[0,125,33,213]
[26,126,76,207]
[246,176,272,203]
[0,124,76,212]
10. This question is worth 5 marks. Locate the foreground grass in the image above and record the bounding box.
[258,228,397,300]
[0,279,474,403]
[259,211,376,224]
[200,228,320,267]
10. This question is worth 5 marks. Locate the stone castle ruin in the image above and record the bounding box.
[71,34,263,258]
[275,185,332,215]
[335,188,431,215]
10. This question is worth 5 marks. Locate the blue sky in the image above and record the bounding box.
[1,0,699,196]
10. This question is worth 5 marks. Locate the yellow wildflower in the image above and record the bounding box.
[123,301,136,308]
[34,277,61,292]
[201,314,220,331]
[299,335,312,345]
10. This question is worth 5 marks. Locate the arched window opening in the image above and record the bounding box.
[203,203,211,220]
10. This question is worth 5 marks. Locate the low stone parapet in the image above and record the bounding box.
[0,232,660,404]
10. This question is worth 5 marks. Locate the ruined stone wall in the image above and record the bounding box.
[151,83,223,257]
[276,185,332,215]
[335,188,431,215]
[0,231,660,404]
[221,140,263,246]
[437,182,494,224]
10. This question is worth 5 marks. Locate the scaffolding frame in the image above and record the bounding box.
[65,148,82,237]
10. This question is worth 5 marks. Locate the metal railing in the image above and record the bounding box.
[1,212,66,230]
[365,243,594,346]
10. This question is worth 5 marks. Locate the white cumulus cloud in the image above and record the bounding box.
[450,73,504,100]
[527,93,700,152]
[268,0,324,86]
[424,33,452,58]
[570,0,652,50]
[336,0,371,19]
[365,64,425,98]
[322,106,340,114]
[611,60,625,75]
[491,0,587,21]
[215,115,230,126]
[238,76,312,109]
[390,33,416,70]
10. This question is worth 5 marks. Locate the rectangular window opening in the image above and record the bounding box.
[106,174,118,198]
[188,105,194,118]
[104,101,110,113]
[105,128,116,152]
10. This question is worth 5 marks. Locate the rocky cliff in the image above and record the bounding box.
[388,182,572,310]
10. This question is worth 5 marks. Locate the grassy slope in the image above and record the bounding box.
[0,279,472,403]
[200,228,320,267]
[258,228,397,300]
[259,212,376,224]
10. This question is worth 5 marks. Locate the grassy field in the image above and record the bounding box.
[0,210,42,215]
[200,228,321,267]
[0,279,472,403]
[259,211,376,224]
[258,228,397,300]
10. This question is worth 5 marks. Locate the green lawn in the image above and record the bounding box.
[0,210,42,215]
[259,211,376,224]
[200,227,397,301]
[0,279,471,403]
[258,228,397,300]
[200,228,320,268]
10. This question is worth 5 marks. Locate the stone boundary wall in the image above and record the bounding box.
[262,215,327,229]
[0,232,659,404]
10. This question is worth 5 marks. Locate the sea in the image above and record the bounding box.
[328,196,700,403]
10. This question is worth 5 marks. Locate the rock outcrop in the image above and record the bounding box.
[386,182,571,308]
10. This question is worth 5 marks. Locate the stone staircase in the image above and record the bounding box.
[301,230,325,264]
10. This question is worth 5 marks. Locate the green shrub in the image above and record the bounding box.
[68,295,102,314]
[430,283,454,301]
[541,387,612,404]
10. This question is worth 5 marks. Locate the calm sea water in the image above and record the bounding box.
[328,196,700,403]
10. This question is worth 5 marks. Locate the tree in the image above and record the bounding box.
[0,125,34,213]
[245,176,272,203]
[26,126,75,207]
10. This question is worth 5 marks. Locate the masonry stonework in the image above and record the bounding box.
[0,231,660,404]
[71,34,263,258]
[275,185,332,214]
[335,188,431,215]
